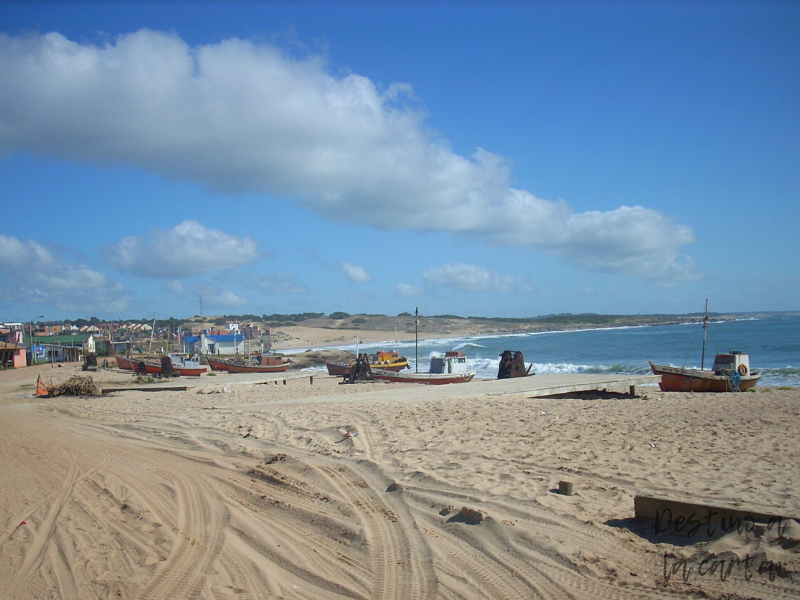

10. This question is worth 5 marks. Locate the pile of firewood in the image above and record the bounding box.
[50,375,99,397]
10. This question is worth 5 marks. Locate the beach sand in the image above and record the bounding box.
[1,359,799,599]
[271,326,473,351]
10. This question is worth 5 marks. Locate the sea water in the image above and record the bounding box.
[318,313,800,387]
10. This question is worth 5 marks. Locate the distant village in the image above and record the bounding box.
[0,320,272,369]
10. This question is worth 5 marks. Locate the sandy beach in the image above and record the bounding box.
[270,326,469,351]
[2,356,799,599]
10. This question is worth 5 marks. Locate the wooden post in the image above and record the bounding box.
[558,481,574,496]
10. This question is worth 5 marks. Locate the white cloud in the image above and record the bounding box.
[340,262,373,283]
[106,220,258,278]
[0,234,131,313]
[396,283,423,297]
[423,263,532,293]
[0,30,697,280]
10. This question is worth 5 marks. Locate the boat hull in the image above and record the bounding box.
[326,361,352,376]
[326,358,408,377]
[370,367,476,385]
[225,361,292,374]
[649,362,761,392]
[207,358,229,371]
[115,354,136,370]
[172,366,207,376]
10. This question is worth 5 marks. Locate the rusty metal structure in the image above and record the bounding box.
[497,350,535,379]
[344,353,374,383]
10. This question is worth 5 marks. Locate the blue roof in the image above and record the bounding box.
[184,334,242,343]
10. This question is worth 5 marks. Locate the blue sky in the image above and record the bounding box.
[1,1,798,322]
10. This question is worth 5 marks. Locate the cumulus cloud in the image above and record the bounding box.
[340,262,373,283]
[0,234,131,313]
[423,263,532,294]
[106,220,258,278]
[0,30,696,279]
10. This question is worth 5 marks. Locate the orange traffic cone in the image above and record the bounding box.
[35,375,50,397]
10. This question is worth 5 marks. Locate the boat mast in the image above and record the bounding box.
[415,307,419,373]
[701,299,709,370]
[148,312,157,355]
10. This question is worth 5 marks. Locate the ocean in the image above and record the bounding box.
[319,313,800,387]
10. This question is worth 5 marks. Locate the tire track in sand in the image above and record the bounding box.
[315,463,436,600]
[5,451,79,597]
[135,460,226,600]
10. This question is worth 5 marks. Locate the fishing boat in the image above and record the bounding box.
[167,353,207,376]
[649,300,761,392]
[115,354,137,370]
[207,356,229,371]
[372,349,476,385]
[224,355,292,374]
[371,367,476,385]
[326,350,409,376]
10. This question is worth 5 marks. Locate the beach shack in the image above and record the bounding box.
[183,331,245,356]
[0,326,28,368]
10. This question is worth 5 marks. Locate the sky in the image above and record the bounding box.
[1,1,798,323]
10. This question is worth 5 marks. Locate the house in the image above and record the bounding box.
[0,327,27,368]
[182,332,245,356]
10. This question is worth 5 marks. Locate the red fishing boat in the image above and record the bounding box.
[649,300,760,392]
[224,355,292,374]
[115,354,136,370]
[207,357,229,371]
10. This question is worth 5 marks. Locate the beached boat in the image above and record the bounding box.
[650,353,761,392]
[371,351,476,385]
[207,357,229,371]
[370,367,476,385]
[649,300,760,392]
[326,350,409,376]
[167,353,207,376]
[224,355,292,374]
[115,354,137,370]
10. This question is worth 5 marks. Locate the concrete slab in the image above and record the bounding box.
[211,373,661,409]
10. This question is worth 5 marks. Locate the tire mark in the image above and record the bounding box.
[6,451,79,597]
[316,464,436,600]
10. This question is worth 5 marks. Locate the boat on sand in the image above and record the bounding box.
[371,350,476,385]
[326,350,409,376]
[224,355,292,374]
[649,300,760,392]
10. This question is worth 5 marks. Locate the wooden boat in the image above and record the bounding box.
[370,367,476,385]
[225,355,292,374]
[116,353,207,376]
[326,350,409,376]
[649,300,760,392]
[167,353,207,376]
[650,353,761,392]
[371,350,476,385]
[115,354,137,370]
[207,357,229,371]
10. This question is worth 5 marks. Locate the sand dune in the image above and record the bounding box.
[1,362,799,599]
